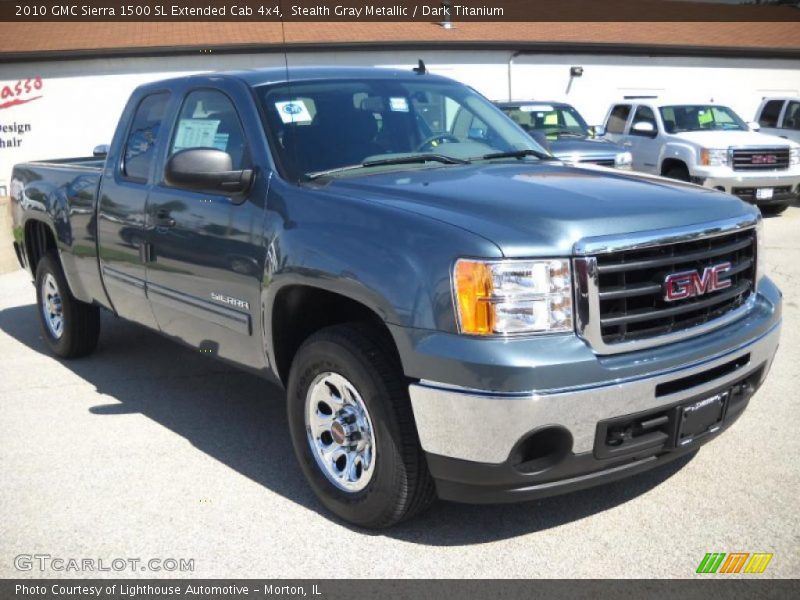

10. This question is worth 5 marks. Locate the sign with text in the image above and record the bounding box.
[3,1,800,22]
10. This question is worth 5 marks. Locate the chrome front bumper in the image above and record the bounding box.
[409,319,780,464]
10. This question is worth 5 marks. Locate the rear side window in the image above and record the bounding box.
[169,89,249,170]
[758,100,784,128]
[123,93,170,181]
[606,105,631,134]
[783,101,800,130]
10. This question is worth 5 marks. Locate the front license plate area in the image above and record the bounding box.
[677,392,728,446]
[756,188,774,200]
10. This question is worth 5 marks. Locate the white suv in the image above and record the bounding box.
[602,100,800,213]
[755,97,800,145]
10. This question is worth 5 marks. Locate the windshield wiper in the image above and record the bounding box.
[363,154,470,167]
[306,154,469,180]
[480,149,555,161]
[548,130,585,138]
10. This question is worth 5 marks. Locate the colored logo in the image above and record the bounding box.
[696,552,773,574]
[282,103,303,115]
[663,262,732,302]
[752,154,777,165]
[0,77,43,110]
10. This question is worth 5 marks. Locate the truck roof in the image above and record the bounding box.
[140,66,453,90]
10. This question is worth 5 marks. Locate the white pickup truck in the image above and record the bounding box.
[602,100,800,214]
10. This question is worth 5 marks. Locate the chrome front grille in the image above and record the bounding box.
[574,216,759,354]
[580,158,616,167]
[731,147,790,171]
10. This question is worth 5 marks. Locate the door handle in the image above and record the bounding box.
[623,141,633,147]
[154,209,176,228]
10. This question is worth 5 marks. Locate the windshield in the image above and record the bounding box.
[255,78,549,180]
[499,104,590,139]
[659,105,748,133]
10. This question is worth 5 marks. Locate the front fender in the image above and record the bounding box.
[262,183,501,330]
[659,142,699,174]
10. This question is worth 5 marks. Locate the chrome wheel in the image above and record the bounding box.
[41,273,64,339]
[305,372,376,492]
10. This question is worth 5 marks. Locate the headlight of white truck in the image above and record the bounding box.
[790,147,800,166]
[453,259,573,335]
[615,151,633,169]
[700,148,730,167]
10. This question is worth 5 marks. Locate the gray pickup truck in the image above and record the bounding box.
[9,67,781,528]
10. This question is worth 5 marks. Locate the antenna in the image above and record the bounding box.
[413,60,427,75]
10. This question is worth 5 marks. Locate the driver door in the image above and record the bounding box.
[627,105,661,174]
[144,86,267,370]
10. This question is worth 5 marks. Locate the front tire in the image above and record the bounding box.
[287,323,435,528]
[664,165,690,182]
[35,252,100,358]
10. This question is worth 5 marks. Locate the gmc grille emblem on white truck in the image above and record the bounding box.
[663,262,732,302]
[752,154,777,165]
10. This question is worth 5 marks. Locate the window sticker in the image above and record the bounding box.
[173,119,221,152]
[389,97,409,112]
[212,133,230,152]
[275,100,313,124]
[521,104,554,112]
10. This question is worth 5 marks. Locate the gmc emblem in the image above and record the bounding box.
[752,154,777,165]
[663,262,732,302]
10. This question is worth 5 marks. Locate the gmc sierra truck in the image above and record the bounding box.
[9,67,782,528]
[602,99,800,214]
[495,100,632,169]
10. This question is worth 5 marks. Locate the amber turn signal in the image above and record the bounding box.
[454,260,495,335]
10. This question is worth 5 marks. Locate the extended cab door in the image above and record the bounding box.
[144,83,269,370]
[96,90,172,329]
[603,103,632,146]
[778,101,800,144]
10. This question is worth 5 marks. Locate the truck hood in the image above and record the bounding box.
[323,163,756,257]
[673,130,798,148]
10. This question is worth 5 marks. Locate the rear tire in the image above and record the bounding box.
[286,323,435,528]
[664,165,690,182]
[35,252,100,358]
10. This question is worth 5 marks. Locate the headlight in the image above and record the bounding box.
[453,259,573,335]
[756,217,765,288]
[700,148,729,167]
[790,147,800,166]
[615,151,633,169]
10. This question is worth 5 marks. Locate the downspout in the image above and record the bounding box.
[507,50,520,101]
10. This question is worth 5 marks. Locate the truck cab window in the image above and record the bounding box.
[631,106,658,136]
[758,100,784,128]
[123,92,170,181]
[784,101,800,130]
[606,105,631,134]
[169,89,249,170]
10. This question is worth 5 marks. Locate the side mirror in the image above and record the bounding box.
[748,121,762,132]
[632,121,657,136]
[93,144,110,158]
[468,127,487,140]
[164,148,253,194]
[590,125,606,138]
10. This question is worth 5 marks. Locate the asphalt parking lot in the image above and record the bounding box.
[1,207,798,579]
